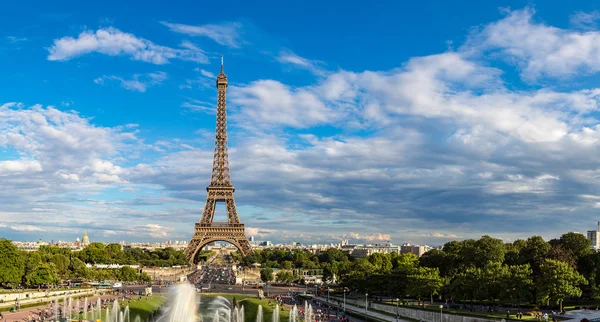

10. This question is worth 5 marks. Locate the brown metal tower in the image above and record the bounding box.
[184,58,252,263]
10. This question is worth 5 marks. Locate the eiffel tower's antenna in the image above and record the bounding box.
[221,55,224,74]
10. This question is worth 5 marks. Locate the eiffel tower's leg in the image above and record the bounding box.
[200,197,216,224]
[235,235,252,256]
[226,197,241,223]
[185,236,203,263]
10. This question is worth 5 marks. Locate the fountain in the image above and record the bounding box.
[213,309,221,322]
[54,297,59,319]
[84,297,88,321]
[124,305,130,322]
[273,304,280,322]
[290,304,298,322]
[161,283,198,322]
[256,305,263,322]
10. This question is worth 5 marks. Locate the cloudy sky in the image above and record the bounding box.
[2,0,600,245]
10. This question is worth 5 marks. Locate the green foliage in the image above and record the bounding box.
[408,267,443,302]
[537,259,587,309]
[559,232,592,259]
[25,263,59,287]
[260,267,274,282]
[0,239,25,287]
[275,271,294,284]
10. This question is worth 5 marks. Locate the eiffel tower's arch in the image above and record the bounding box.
[184,59,252,264]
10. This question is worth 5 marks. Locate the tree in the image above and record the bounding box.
[69,257,88,278]
[275,271,294,284]
[519,236,550,274]
[408,267,443,305]
[501,264,533,307]
[25,263,59,287]
[546,245,576,269]
[119,266,139,281]
[537,259,587,311]
[49,254,69,276]
[0,239,25,287]
[559,232,592,260]
[473,236,506,267]
[260,268,274,283]
[281,261,294,270]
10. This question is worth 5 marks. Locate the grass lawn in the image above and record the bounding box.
[202,294,290,322]
[127,294,167,321]
[418,306,539,321]
[76,294,166,322]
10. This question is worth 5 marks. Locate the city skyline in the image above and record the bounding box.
[3,1,600,245]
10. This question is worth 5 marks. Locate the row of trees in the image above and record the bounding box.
[341,233,593,310]
[76,242,188,267]
[242,233,595,310]
[0,239,169,288]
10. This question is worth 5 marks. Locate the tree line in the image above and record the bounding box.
[239,233,595,310]
[0,239,192,288]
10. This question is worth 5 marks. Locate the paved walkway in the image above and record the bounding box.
[314,296,411,322]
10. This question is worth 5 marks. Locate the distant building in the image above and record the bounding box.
[588,222,600,250]
[249,236,255,242]
[340,239,349,247]
[82,231,90,247]
[350,244,401,258]
[400,243,432,257]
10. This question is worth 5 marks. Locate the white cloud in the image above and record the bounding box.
[230,80,336,128]
[94,72,167,92]
[422,232,459,238]
[0,160,42,176]
[7,36,27,43]
[143,224,174,238]
[199,69,215,78]
[277,50,326,76]
[465,7,600,81]
[48,27,208,64]
[246,227,277,238]
[160,21,242,48]
[181,98,214,114]
[570,11,600,30]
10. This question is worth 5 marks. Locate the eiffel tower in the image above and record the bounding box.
[184,58,252,263]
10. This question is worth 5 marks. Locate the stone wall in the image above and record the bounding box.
[0,288,94,303]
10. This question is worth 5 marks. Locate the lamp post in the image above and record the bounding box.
[343,289,346,313]
[365,293,368,322]
[396,298,400,322]
[440,304,444,322]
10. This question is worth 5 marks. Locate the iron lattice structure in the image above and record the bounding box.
[184,61,252,264]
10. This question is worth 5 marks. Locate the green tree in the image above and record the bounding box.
[275,271,294,284]
[473,236,506,267]
[408,267,443,304]
[69,257,88,278]
[0,239,25,287]
[537,259,587,310]
[25,263,59,287]
[119,266,139,281]
[49,254,69,276]
[519,236,550,274]
[260,267,274,283]
[502,264,533,307]
[558,232,592,260]
[281,261,294,270]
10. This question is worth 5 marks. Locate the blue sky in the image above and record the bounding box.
[2,0,600,245]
